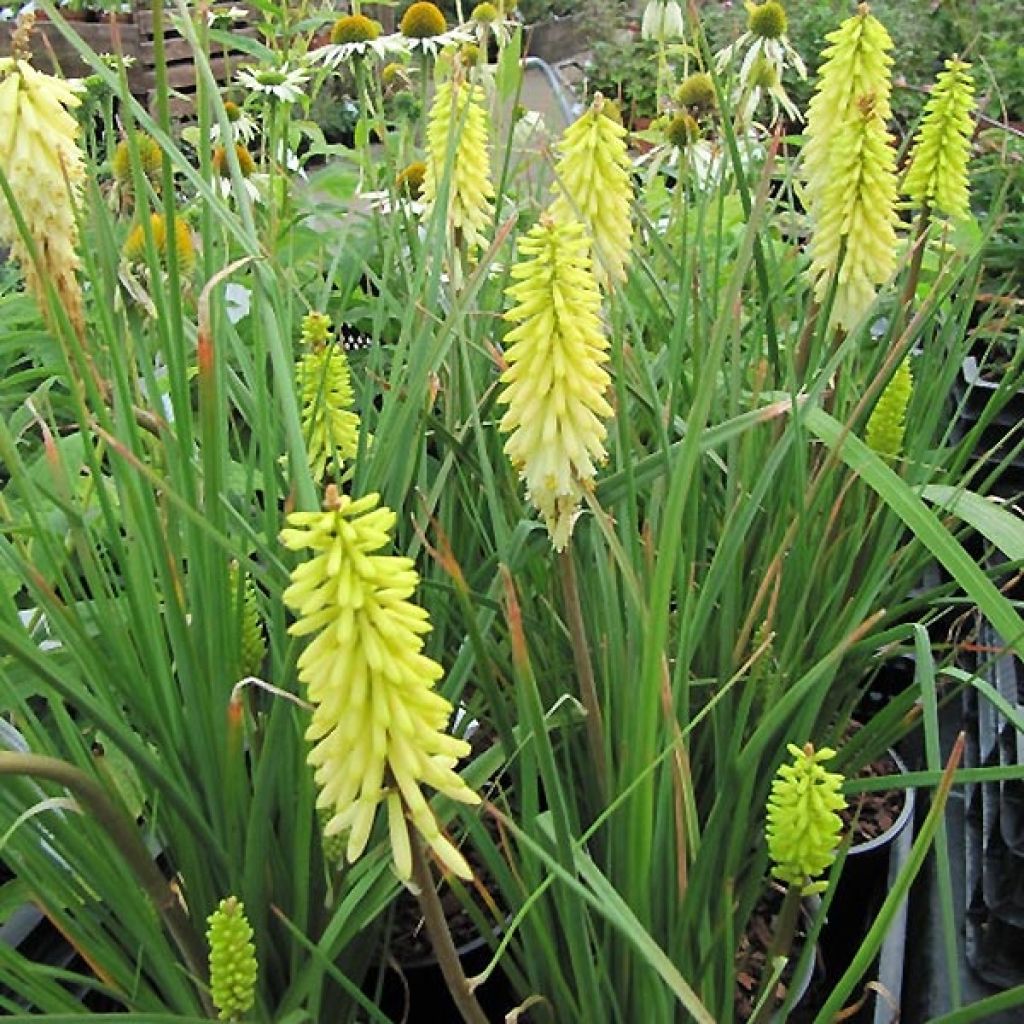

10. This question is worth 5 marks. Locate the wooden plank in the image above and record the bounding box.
[141,34,256,64]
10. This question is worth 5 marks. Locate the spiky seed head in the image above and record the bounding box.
[396,160,427,200]
[400,1,447,38]
[766,743,846,894]
[112,132,162,184]
[122,212,195,275]
[666,111,700,149]
[472,2,499,22]
[331,13,382,44]
[676,72,717,113]
[212,143,256,178]
[747,0,787,39]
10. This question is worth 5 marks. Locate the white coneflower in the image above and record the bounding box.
[0,44,87,335]
[396,2,474,57]
[236,62,310,104]
[312,13,406,68]
[715,1,806,87]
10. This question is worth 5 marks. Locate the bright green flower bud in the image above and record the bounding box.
[297,344,360,482]
[281,488,480,881]
[229,565,265,678]
[865,356,912,460]
[903,58,975,221]
[766,743,846,894]
[301,311,331,347]
[497,215,613,551]
[803,6,894,226]
[550,93,634,289]
[807,93,899,329]
[206,897,258,1022]
[422,79,495,251]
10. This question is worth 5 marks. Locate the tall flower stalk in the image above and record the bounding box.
[497,214,613,551]
[280,487,480,881]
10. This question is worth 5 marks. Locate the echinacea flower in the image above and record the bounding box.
[715,0,806,88]
[902,57,975,222]
[122,211,195,276]
[296,319,361,482]
[112,132,162,186]
[766,742,846,894]
[280,488,481,880]
[737,54,801,125]
[211,99,258,145]
[206,897,258,1022]
[236,62,310,104]
[865,356,913,460]
[396,160,427,201]
[422,77,495,250]
[641,0,684,41]
[497,215,613,551]
[470,0,516,47]
[666,111,700,150]
[550,93,634,289]
[398,1,473,56]
[676,72,717,115]
[312,13,404,68]
[0,50,86,333]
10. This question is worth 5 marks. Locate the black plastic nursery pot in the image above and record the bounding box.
[821,750,915,1024]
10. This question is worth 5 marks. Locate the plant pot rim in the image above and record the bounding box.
[848,748,915,856]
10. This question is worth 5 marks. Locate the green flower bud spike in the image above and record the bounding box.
[903,58,976,222]
[206,897,258,1022]
[296,313,360,482]
[766,742,846,894]
[865,356,913,460]
[229,564,265,678]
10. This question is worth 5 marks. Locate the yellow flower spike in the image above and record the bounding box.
[802,5,894,226]
[497,215,613,551]
[550,93,634,290]
[903,58,975,221]
[766,742,846,895]
[422,78,495,251]
[295,311,360,481]
[865,356,913,460]
[281,488,480,881]
[0,53,86,335]
[807,93,899,329]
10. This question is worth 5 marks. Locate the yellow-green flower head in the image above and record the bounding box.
[666,112,700,149]
[459,42,482,67]
[0,58,86,332]
[112,132,162,185]
[766,743,846,894]
[331,13,382,45]
[497,215,613,551]
[212,143,256,179]
[802,6,893,222]
[472,2,499,23]
[122,212,195,276]
[865,356,913,460]
[747,0,787,39]
[903,58,975,221]
[550,93,634,289]
[807,92,899,328]
[229,565,265,678]
[318,805,347,864]
[381,61,411,90]
[297,345,360,482]
[206,897,258,1022]
[422,79,495,250]
[280,488,481,880]
[301,310,332,347]
[676,72,717,114]
[400,1,447,38]
[224,100,243,122]
[396,159,427,200]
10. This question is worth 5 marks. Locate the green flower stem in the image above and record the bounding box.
[895,205,932,339]
[409,825,489,1024]
[747,884,803,1024]
[559,545,608,802]
[0,752,212,1014]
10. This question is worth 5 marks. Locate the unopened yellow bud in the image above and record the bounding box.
[865,357,913,460]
